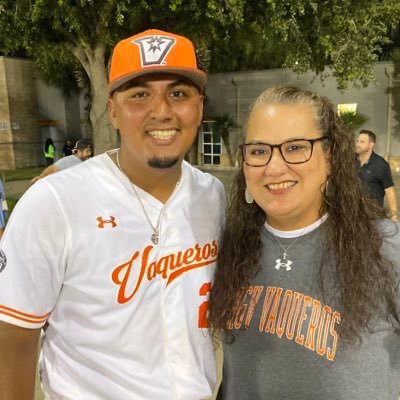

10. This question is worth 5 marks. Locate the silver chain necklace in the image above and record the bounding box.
[116,150,180,245]
[271,230,306,271]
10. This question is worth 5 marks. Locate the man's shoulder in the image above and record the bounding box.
[55,155,81,170]
[48,153,110,185]
[182,162,224,191]
[371,151,389,165]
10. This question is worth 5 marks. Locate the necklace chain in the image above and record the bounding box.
[116,150,180,245]
[272,234,303,260]
[270,227,308,271]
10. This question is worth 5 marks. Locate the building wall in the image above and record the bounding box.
[0,57,41,168]
[0,57,85,169]
[204,62,400,168]
[36,80,86,160]
[1,57,399,170]
[0,57,14,170]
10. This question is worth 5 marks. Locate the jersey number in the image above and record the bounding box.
[198,282,212,328]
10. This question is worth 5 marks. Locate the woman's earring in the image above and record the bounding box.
[245,188,254,204]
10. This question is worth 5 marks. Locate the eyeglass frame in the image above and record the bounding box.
[239,136,328,167]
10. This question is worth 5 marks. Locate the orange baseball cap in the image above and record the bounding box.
[108,29,207,93]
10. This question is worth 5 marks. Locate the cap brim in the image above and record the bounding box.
[109,68,207,93]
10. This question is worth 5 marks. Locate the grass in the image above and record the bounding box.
[1,167,44,217]
[5,198,18,218]
[1,167,43,181]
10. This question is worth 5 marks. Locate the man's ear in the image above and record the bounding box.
[369,142,375,151]
[108,97,118,129]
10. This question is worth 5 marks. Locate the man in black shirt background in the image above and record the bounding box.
[355,129,398,221]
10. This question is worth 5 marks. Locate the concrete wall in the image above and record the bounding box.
[36,80,87,160]
[205,62,400,166]
[0,57,86,168]
[0,58,14,170]
[0,57,41,168]
[1,57,399,170]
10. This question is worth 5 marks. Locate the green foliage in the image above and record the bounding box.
[213,114,236,142]
[1,0,400,149]
[1,0,399,90]
[339,111,368,133]
[5,197,18,217]
[1,167,43,181]
[208,0,400,89]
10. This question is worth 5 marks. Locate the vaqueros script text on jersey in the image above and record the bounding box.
[112,241,218,304]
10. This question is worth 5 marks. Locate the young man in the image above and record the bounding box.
[355,129,398,220]
[31,139,92,183]
[0,29,225,399]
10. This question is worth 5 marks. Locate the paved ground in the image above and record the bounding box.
[4,179,32,199]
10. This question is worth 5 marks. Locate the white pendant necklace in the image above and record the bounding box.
[271,234,304,271]
[116,150,180,245]
[266,215,328,271]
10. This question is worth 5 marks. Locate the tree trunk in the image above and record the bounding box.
[223,135,235,167]
[71,42,119,154]
[185,133,199,164]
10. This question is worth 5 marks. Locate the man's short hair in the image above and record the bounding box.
[359,129,376,143]
[73,140,92,151]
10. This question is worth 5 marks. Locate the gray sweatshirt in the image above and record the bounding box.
[221,221,400,400]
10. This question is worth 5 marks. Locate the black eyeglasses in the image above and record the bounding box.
[239,136,328,167]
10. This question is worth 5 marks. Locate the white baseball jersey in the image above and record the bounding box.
[0,149,226,400]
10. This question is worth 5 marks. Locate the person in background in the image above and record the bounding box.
[62,139,74,157]
[31,139,92,183]
[209,85,400,400]
[44,138,55,166]
[0,28,225,400]
[0,179,7,241]
[355,129,398,221]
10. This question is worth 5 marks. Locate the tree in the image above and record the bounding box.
[1,0,400,152]
[0,0,244,153]
[213,114,237,167]
[339,111,368,134]
[209,0,400,90]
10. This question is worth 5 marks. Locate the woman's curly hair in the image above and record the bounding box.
[208,85,398,343]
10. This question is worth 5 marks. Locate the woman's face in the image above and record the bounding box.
[244,103,330,230]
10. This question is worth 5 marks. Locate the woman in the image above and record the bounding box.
[209,86,400,399]
[44,138,55,166]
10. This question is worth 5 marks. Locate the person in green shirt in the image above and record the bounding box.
[44,138,55,166]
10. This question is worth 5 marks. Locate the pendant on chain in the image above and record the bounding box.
[274,249,293,271]
[151,232,159,245]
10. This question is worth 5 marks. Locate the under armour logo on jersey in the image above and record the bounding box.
[0,249,7,273]
[274,259,292,271]
[133,35,176,66]
[97,216,117,229]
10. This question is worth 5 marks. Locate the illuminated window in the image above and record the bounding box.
[201,121,221,165]
[337,103,357,115]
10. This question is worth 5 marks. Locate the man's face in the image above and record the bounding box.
[76,148,92,161]
[355,133,373,155]
[108,74,203,170]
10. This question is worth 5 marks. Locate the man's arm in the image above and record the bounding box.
[0,321,41,399]
[31,164,60,184]
[384,186,398,221]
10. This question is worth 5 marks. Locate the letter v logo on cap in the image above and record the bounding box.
[133,35,176,67]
